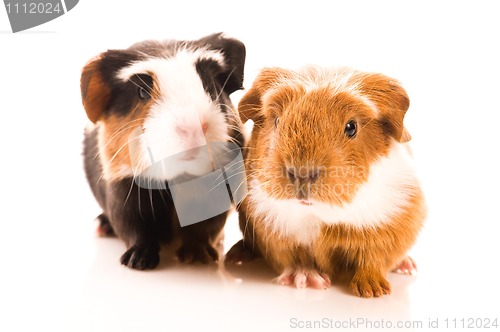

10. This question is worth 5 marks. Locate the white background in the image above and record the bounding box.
[1,1,499,331]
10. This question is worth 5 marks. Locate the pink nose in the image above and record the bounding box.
[176,122,208,138]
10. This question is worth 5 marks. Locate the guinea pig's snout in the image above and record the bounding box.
[176,122,208,137]
[285,166,320,185]
[174,122,209,161]
[285,166,320,201]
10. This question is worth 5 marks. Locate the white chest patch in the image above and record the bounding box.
[247,143,419,245]
[248,186,322,245]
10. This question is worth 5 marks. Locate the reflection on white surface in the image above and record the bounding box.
[74,212,417,332]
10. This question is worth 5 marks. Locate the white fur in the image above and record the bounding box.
[267,67,379,115]
[248,181,322,245]
[117,49,230,180]
[117,49,225,81]
[297,66,357,93]
[357,95,379,115]
[248,143,419,245]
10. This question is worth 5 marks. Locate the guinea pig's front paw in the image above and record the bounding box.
[350,269,391,298]
[392,256,417,275]
[176,244,218,264]
[120,244,160,270]
[276,269,331,289]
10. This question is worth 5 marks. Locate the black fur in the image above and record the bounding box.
[193,33,245,94]
[82,33,246,269]
[84,132,228,269]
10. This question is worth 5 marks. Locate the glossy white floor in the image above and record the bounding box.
[2,1,500,331]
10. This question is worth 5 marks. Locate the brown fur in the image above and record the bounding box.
[81,57,110,124]
[99,78,160,179]
[235,67,426,297]
[81,58,160,180]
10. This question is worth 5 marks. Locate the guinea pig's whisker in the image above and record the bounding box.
[148,187,155,214]
[96,119,147,157]
[107,136,141,167]
[97,135,143,184]
[223,159,246,171]
[210,162,246,185]
[217,144,244,157]
[129,75,153,98]
[224,122,243,131]
[135,74,153,91]
[223,169,247,183]
[226,137,243,146]
[215,66,237,101]
[208,169,247,193]
[93,119,146,160]
[124,176,135,205]
[217,102,236,109]
[233,177,250,197]
[241,213,254,249]
[125,157,146,205]
[136,182,141,211]
[218,103,239,118]
[250,121,264,131]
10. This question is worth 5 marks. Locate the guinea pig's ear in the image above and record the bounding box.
[80,55,110,123]
[400,127,412,143]
[198,33,246,94]
[357,73,410,143]
[238,68,293,123]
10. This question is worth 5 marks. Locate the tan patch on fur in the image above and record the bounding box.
[98,74,160,181]
[81,57,110,123]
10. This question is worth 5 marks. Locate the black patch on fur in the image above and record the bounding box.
[95,50,147,118]
[192,33,246,94]
[130,73,153,93]
[195,59,223,102]
[378,116,399,145]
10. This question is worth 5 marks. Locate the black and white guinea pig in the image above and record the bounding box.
[80,33,246,270]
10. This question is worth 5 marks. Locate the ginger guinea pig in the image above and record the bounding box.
[226,66,426,297]
[81,33,246,269]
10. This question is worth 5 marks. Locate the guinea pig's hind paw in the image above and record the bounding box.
[224,240,257,265]
[95,214,115,237]
[276,269,331,289]
[392,256,417,275]
[176,244,218,264]
[120,244,160,270]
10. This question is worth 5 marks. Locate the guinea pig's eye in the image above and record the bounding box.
[275,117,280,127]
[344,120,357,138]
[138,86,150,100]
[132,74,153,100]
